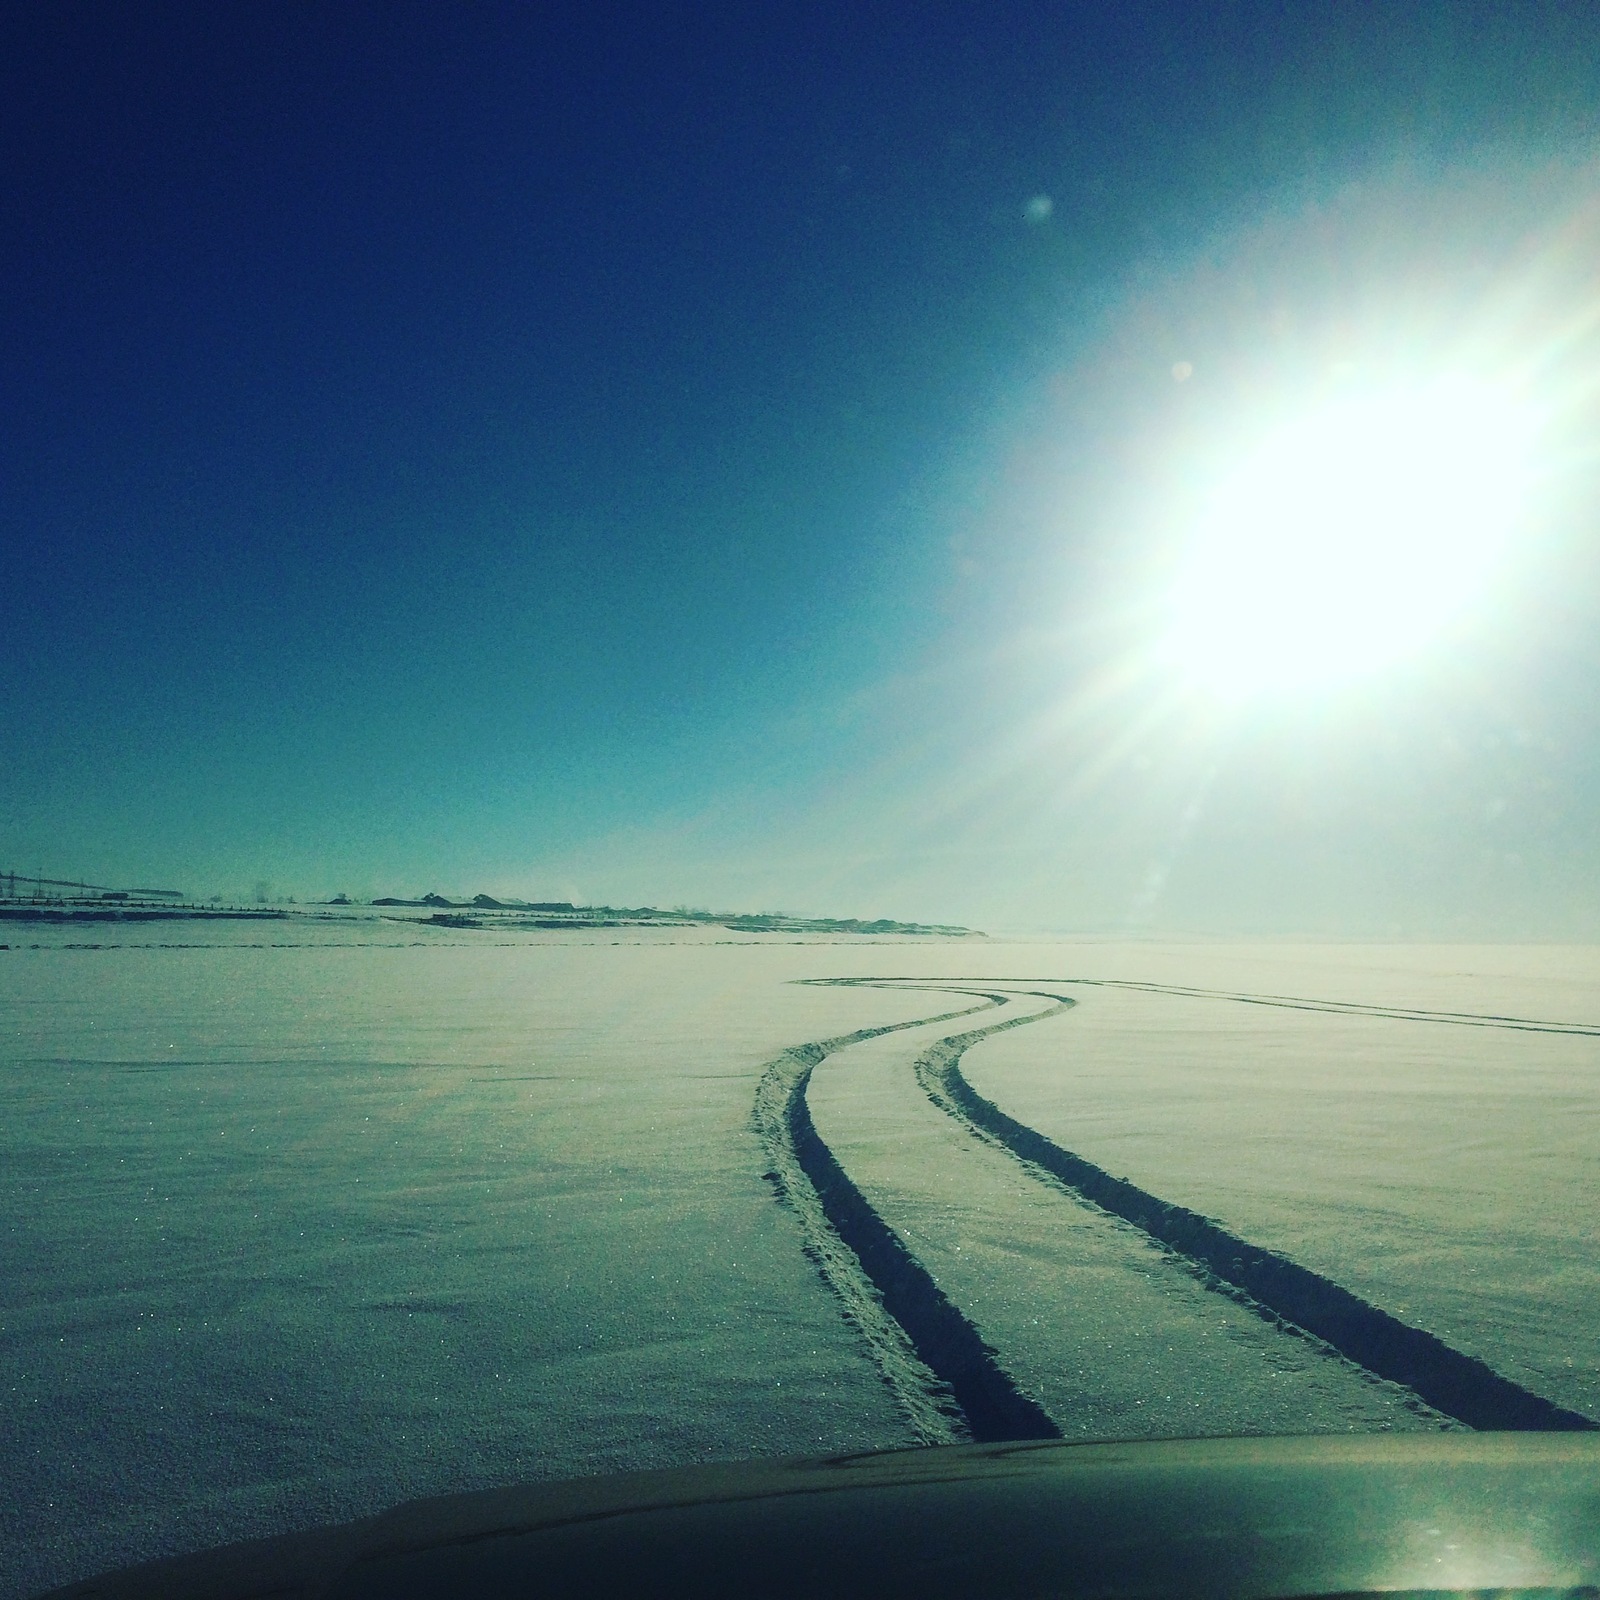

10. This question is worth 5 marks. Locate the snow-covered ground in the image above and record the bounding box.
[956,946,1600,1423]
[806,1005,1448,1440]
[1,932,1595,1596]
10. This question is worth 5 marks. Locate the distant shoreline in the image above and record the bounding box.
[0,900,984,937]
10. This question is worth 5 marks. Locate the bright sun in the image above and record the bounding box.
[1166,379,1533,697]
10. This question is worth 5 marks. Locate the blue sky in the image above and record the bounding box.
[4,3,1600,931]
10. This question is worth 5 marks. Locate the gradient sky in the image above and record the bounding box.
[5,2,1600,932]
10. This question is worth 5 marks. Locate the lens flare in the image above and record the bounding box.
[1166,379,1534,696]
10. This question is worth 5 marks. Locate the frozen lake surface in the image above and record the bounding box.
[2,927,1596,1596]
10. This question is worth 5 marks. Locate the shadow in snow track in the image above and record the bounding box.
[826,977,1599,1434]
[1052,977,1600,1038]
[753,992,1061,1446]
[831,975,1600,1040]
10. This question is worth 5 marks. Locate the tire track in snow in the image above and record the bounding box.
[811,977,1595,1432]
[1039,977,1600,1038]
[835,974,1600,1038]
[753,993,1061,1445]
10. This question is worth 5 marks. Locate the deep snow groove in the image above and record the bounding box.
[1051,977,1600,1038]
[837,974,1600,1039]
[907,1001,1597,1433]
[753,996,1061,1445]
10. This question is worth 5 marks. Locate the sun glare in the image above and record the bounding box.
[1167,379,1533,697]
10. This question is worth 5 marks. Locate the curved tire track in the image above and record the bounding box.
[822,977,1595,1432]
[762,977,1598,1437]
[753,995,1060,1445]
[841,974,1600,1038]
